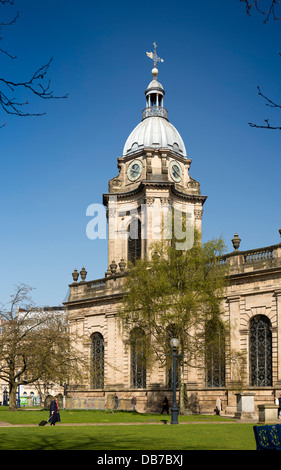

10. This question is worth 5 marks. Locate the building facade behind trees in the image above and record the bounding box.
[64,48,281,414]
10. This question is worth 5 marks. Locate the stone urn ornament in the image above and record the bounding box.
[119,258,126,272]
[72,268,79,283]
[110,260,117,274]
[80,267,87,282]
[232,233,241,251]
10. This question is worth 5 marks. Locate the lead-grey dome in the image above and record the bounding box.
[123,116,187,157]
[122,66,187,158]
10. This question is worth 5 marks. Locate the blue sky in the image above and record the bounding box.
[1,0,281,307]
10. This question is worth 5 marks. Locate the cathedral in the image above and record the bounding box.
[64,45,281,415]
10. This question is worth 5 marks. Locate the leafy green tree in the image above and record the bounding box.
[118,230,228,413]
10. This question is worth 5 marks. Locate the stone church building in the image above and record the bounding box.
[64,48,281,415]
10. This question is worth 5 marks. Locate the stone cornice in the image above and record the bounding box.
[117,148,192,164]
[103,181,207,206]
[171,185,208,204]
[64,291,124,308]
[227,265,281,284]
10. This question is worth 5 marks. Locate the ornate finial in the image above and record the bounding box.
[231,233,241,251]
[80,266,87,282]
[110,260,117,274]
[72,268,79,283]
[146,42,164,68]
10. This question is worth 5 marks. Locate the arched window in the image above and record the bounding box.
[128,218,141,265]
[205,319,225,387]
[91,332,104,389]
[249,315,272,387]
[166,325,180,388]
[130,328,146,389]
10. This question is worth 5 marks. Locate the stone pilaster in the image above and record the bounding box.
[275,289,281,385]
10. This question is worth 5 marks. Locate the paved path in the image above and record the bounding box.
[0,418,271,427]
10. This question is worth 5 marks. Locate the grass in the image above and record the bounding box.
[0,408,232,425]
[0,408,258,450]
[0,423,257,450]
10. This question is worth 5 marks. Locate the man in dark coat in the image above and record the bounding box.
[49,396,61,426]
[161,397,169,414]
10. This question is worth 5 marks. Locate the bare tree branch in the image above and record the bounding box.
[247,86,281,128]
[249,118,281,128]
[239,0,281,22]
[239,1,281,129]
[0,58,68,117]
[0,0,19,59]
[0,1,67,126]
[0,284,87,410]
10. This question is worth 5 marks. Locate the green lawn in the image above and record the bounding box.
[0,408,257,450]
[0,408,232,425]
[0,423,257,450]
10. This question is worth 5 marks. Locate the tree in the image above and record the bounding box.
[0,0,67,127]
[239,0,281,22]
[118,231,228,414]
[239,0,281,129]
[0,284,86,410]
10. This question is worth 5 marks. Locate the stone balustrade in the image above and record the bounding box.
[221,241,281,274]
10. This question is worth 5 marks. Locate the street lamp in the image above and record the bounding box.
[170,337,179,425]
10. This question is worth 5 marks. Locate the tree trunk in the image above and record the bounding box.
[9,383,18,411]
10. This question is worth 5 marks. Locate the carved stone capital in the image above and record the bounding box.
[194,209,203,220]
[144,197,155,206]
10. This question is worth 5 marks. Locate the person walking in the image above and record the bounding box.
[131,395,137,411]
[278,396,281,418]
[49,396,61,426]
[114,394,119,410]
[215,396,223,416]
[161,396,169,414]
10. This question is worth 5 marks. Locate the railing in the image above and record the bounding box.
[142,106,168,120]
[243,248,274,264]
[218,243,280,270]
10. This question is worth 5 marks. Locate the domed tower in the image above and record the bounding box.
[103,44,207,271]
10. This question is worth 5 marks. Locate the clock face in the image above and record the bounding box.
[169,161,182,182]
[127,160,142,182]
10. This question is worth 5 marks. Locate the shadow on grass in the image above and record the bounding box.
[0,423,257,451]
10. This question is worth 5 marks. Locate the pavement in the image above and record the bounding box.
[0,417,276,427]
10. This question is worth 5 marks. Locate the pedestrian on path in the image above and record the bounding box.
[215,396,223,416]
[161,397,169,414]
[278,396,281,418]
[49,396,61,426]
[131,396,137,411]
[114,394,119,410]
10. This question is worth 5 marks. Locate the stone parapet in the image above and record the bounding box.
[220,242,281,275]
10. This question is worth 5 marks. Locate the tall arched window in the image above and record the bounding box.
[130,328,146,389]
[91,332,104,389]
[205,319,225,387]
[250,315,272,387]
[128,218,141,265]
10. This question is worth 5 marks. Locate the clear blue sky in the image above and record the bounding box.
[1,0,281,307]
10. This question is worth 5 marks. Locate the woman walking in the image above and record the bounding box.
[49,396,61,426]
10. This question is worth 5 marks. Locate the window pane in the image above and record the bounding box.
[205,320,225,388]
[130,329,146,388]
[250,315,272,387]
[91,333,104,389]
